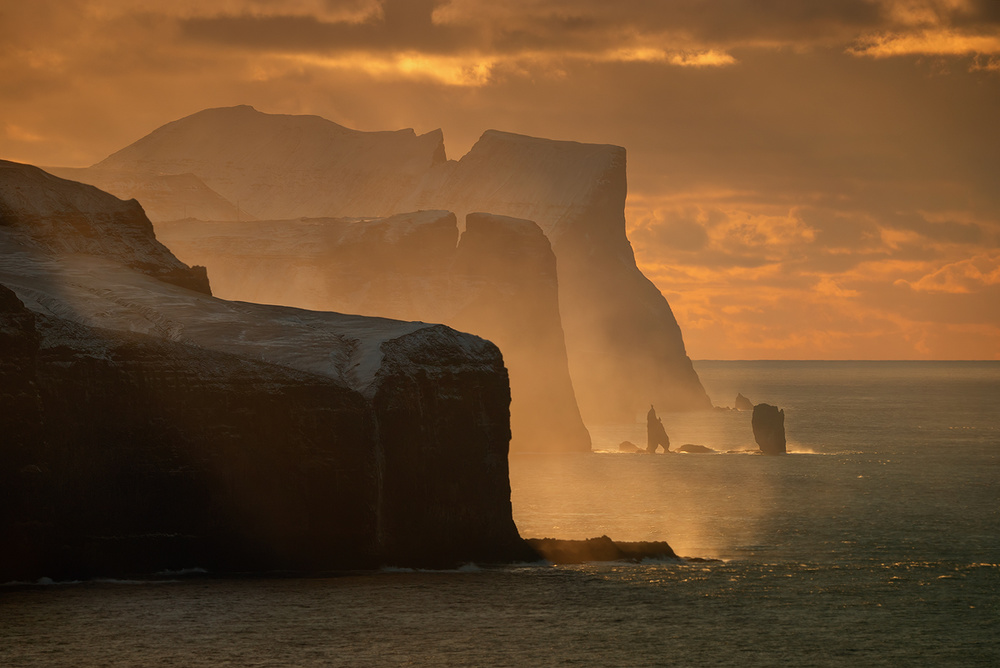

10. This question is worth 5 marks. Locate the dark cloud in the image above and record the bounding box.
[882,212,985,245]
[631,211,710,252]
[180,0,473,54]
[437,0,884,49]
[171,0,891,57]
[802,209,881,253]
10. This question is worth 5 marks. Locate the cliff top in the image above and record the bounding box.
[0,159,208,292]
[95,105,447,177]
[0,161,499,397]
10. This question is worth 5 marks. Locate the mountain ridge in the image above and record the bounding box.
[60,106,712,420]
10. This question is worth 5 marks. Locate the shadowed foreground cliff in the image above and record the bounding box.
[0,160,533,579]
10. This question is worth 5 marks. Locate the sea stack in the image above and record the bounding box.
[752,403,787,455]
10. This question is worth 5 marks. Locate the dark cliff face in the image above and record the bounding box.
[0,279,530,579]
[373,326,530,566]
[0,163,532,579]
[1,283,379,579]
[752,404,787,456]
[156,211,591,452]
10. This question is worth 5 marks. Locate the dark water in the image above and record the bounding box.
[4,362,999,666]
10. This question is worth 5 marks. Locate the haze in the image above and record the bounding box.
[3,0,998,360]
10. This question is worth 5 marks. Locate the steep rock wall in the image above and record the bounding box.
[156,210,591,452]
[424,131,710,420]
[1,284,379,579]
[0,163,531,579]
[451,213,590,450]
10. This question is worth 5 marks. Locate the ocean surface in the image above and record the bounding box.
[3,361,998,666]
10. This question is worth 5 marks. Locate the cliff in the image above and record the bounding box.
[94,105,446,220]
[426,131,711,420]
[0,160,211,295]
[79,106,710,423]
[46,167,245,223]
[0,161,530,579]
[156,210,591,452]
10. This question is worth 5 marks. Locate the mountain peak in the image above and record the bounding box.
[93,106,448,219]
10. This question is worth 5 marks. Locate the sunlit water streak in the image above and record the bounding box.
[3,362,998,666]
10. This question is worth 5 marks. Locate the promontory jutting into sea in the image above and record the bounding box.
[1,107,997,666]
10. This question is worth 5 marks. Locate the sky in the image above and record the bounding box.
[2,0,998,360]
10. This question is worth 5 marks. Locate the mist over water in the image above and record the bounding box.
[4,361,998,666]
[513,361,1000,563]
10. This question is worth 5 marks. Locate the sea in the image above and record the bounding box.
[3,361,998,667]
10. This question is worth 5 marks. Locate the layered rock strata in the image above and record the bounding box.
[526,536,681,564]
[0,160,530,579]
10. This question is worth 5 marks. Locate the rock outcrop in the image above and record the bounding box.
[618,441,641,453]
[0,160,532,579]
[0,161,211,295]
[646,404,671,453]
[752,403,787,455]
[526,536,681,564]
[75,106,711,424]
[676,444,715,454]
[735,393,754,411]
[156,210,590,452]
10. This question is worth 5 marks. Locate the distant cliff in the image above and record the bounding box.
[0,160,531,579]
[92,105,446,220]
[156,210,591,452]
[81,106,710,423]
[424,130,711,420]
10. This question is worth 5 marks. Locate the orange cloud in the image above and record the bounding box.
[898,252,1000,293]
[2,0,997,360]
[86,0,382,22]
[3,123,46,143]
[625,188,999,360]
[270,52,497,86]
[606,48,737,67]
[850,29,1000,58]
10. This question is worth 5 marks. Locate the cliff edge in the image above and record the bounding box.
[425,131,711,420]
[0,160,530,579]
[156,210,591,452]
